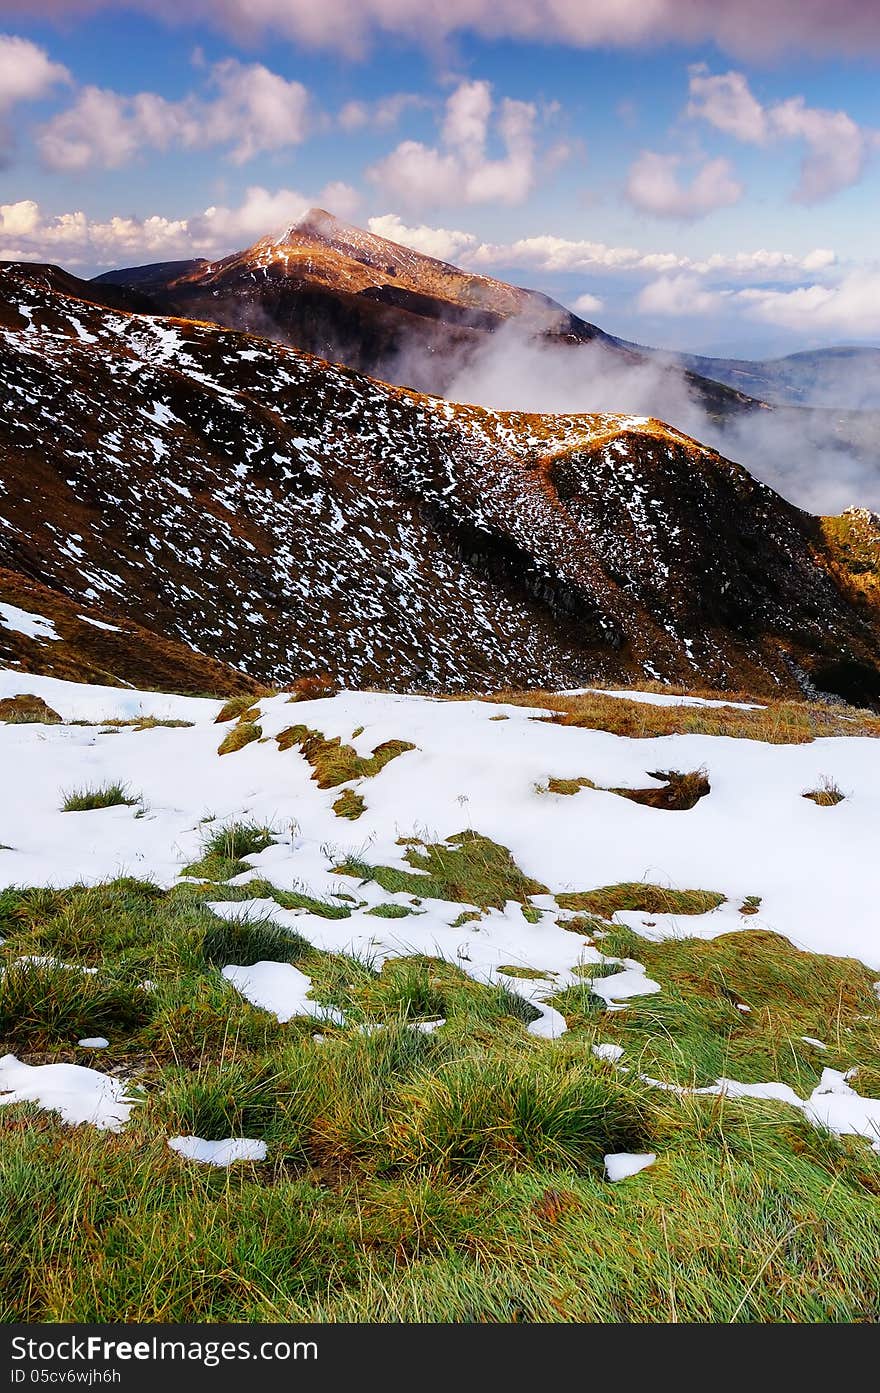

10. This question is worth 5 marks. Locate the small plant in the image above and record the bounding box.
[365,903,418,918]
[338,831,547,910]
[182,820,274,881]
[61,782,140,812]
[332,789,366,820]
[217,721,261,755]
[215,694,262,724]
[739,895,762,916]
[285,673,338,702]
[803,776,845,807]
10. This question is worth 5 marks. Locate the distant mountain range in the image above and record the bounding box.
[673,345,880,411]
[2,255,879,705]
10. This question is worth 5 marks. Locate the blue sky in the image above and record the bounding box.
[1,0,879,355]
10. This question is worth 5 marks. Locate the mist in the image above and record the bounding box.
[433,316,880,516]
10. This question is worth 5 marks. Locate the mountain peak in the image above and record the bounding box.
[282,207,343,242]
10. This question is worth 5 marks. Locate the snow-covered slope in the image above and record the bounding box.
[2,262,880,702]
[2,673,878,975]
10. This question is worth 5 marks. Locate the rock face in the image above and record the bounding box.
[1,260,879,703]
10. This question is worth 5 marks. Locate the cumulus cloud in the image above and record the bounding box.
[737,269,880,337]
[570,291,603,316]
[0,32,69,109]
[5,2,880,60]
[37,58,310,170]
[0,33,69,161]
[470,233,687,275]
[0,183,359,268]
[430,225,835,283]
[368,79,548,209]
[624,151,744,219]
[367,213,478,263]
[687,66,877,202]
[637,274,722,316]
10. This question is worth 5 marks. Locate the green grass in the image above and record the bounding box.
[3,874,880,1322]
[0,959,152,1046]
[61,782,140,812]
[337,830,547,910]
[585,925,880,1094]
[201,915,312,968]
[181,820,275,882]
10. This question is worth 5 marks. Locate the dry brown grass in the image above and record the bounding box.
[802,776,846,807]
[478,686,880,744]
[333,788,366,820]
[217,721,261,755]
[215,695,261,724]
[557,883,726,918]
[0,693,61,724]
[541,767,710,809]
[276,725,415,787]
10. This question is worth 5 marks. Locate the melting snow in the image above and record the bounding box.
[604,1152,656,1181]
[167,1136,267,1166]
[221,961,345,1025]
[0,1054,135,1131]
[0,603,61,643]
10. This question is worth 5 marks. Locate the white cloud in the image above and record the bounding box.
[637,274,722,316]
[37,59,310,171]
[570,291,604,316]
[8,2,880,61]
[465,231,833,282]
[687,67,877,202]
[367,213,477,263]
[338,93,423,132]
[0,184,360,270]
[770,97,871,202]
[0,33,69,111]
[686,68,768,143]
[0,33,69,161]
[368,79,546,208]
[624,151,743,219]
[469,233,685,274]
[737,270,880,336]
[0,198,41,237]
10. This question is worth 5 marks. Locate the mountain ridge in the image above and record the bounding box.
[1,259,879,705]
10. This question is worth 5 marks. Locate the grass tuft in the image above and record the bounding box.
[557,883,725,919]
[61,782,140,812]
[803,776,846,807]
[0,959,151,1045]
[201,916,313,968]
[182,821,274,882]
[332,789,366,820]
[217,722,261,755]
[337,831,547,910]
[276,725,415,787]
